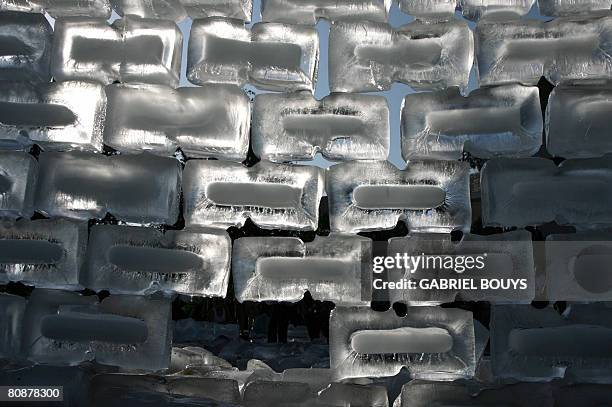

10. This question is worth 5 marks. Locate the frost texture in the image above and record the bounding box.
[112,0,252,21]
[476,15,612,86]
[326,160,471,233]
[0,0,111,17]
[260,0,390,24]
[84,224,231,297]
[188,17,319,91]
[34,152,182,224]
[329,306,476,380]
[183,160,324,231]
[232,234,371,304]
[253,91,389,163]
[52,16,182,86]
[0,11,52,82]
[329,20,473,93]
[0,151,37,219]
[104,83,250,160]
[0,81,106,152]
[538,0,612,16]
[402,84,542,160]
[481,157,612,229]
[0,219,87,289]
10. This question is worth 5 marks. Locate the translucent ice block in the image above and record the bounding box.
[387,230,534,304]
[0,219,87,289]
[318,383,389,407]
[187,18,319,92]
[329,306,475,380]
[243,381,317,407]
[260,0,390,24]
[22,289,172,371]
[232,234,371,304]
[170,346,232,372]
[0,293,25,358]
[546,80,612,159]
[183,160,324,230]
[104,83,250,160]
[327,160,471,233]
[252,91,389,163]
[0,81,106,152]
[181,0,252,19]
[394,381,554,407]
[538,0,612,16]
[491,304,612,382]
[481,157,612,228]
[329,20,473,93]
[402,84,542,160]
[111,0,187,21]
[0,151,37,219]
[84,224,231,296]
[476,15,612,86]
[34,152,181,224]
[52,16,182,87]
[459,0,536,21]
[545,231,612,301]
[0,11,52,82]
[397,0,456,20]
[0,0,111,17]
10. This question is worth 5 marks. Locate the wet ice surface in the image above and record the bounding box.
[232,234,371,304]
[252,91,389,162]
[0,151,38,219]
[395,381,554,407]
[0,0,111,17]
[546,80,612,159]
[460,0,536,21]
[34,152,182,224]
[327,160,471,233]
[328,20,473,93]
[84,225,231,296]
[492,304,612,382]
[0,293,25,358]
[183,160,324,230]
[0,81,106,152]
[0,11,52,82]
[538,0,612,16]
[476,15,612,86]
[112,0,252,21]
[104,83,250,160]
[481,157,612,228]
[260,0,390,24]
[0,219,87,289]
[187,17,319,91]
[402,84,542,160]
[52,16,182,86]
[329,306,475,380]
[181,0,252,20]
[22,289,172,371]
[387,230,535,304]
[397,0,456,20]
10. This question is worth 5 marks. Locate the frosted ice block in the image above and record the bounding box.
[476,15,612,86]
[459,0,536,21]
[34,152,181,224]
[546,81,612,159]
[327,160,471,233]
[395,381,554,407]
[0,151,37,219]
[0,11,52,82]
[52,16,182,86]
[104,83,250,160]
[481,157,612,228]
[538,0,612,16]
[0,81,106,152]
[181,0,252,19]
[84,224,231,297]
[545,231,612,301]
[329,20,473,93]
[402,84,542,160]
[187,18,319,91]
[387,230,534,304]
[0,219,87,289]
[0,0,111,17]
[232,234,371,304]
[183,160,324,230]
[22,289,172,371]
[252,91,389,162]
[329,306,475,380]
[491,304,612,381]
[0,293,25,358]
[397,0,456,20]
[261,0,390,24]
